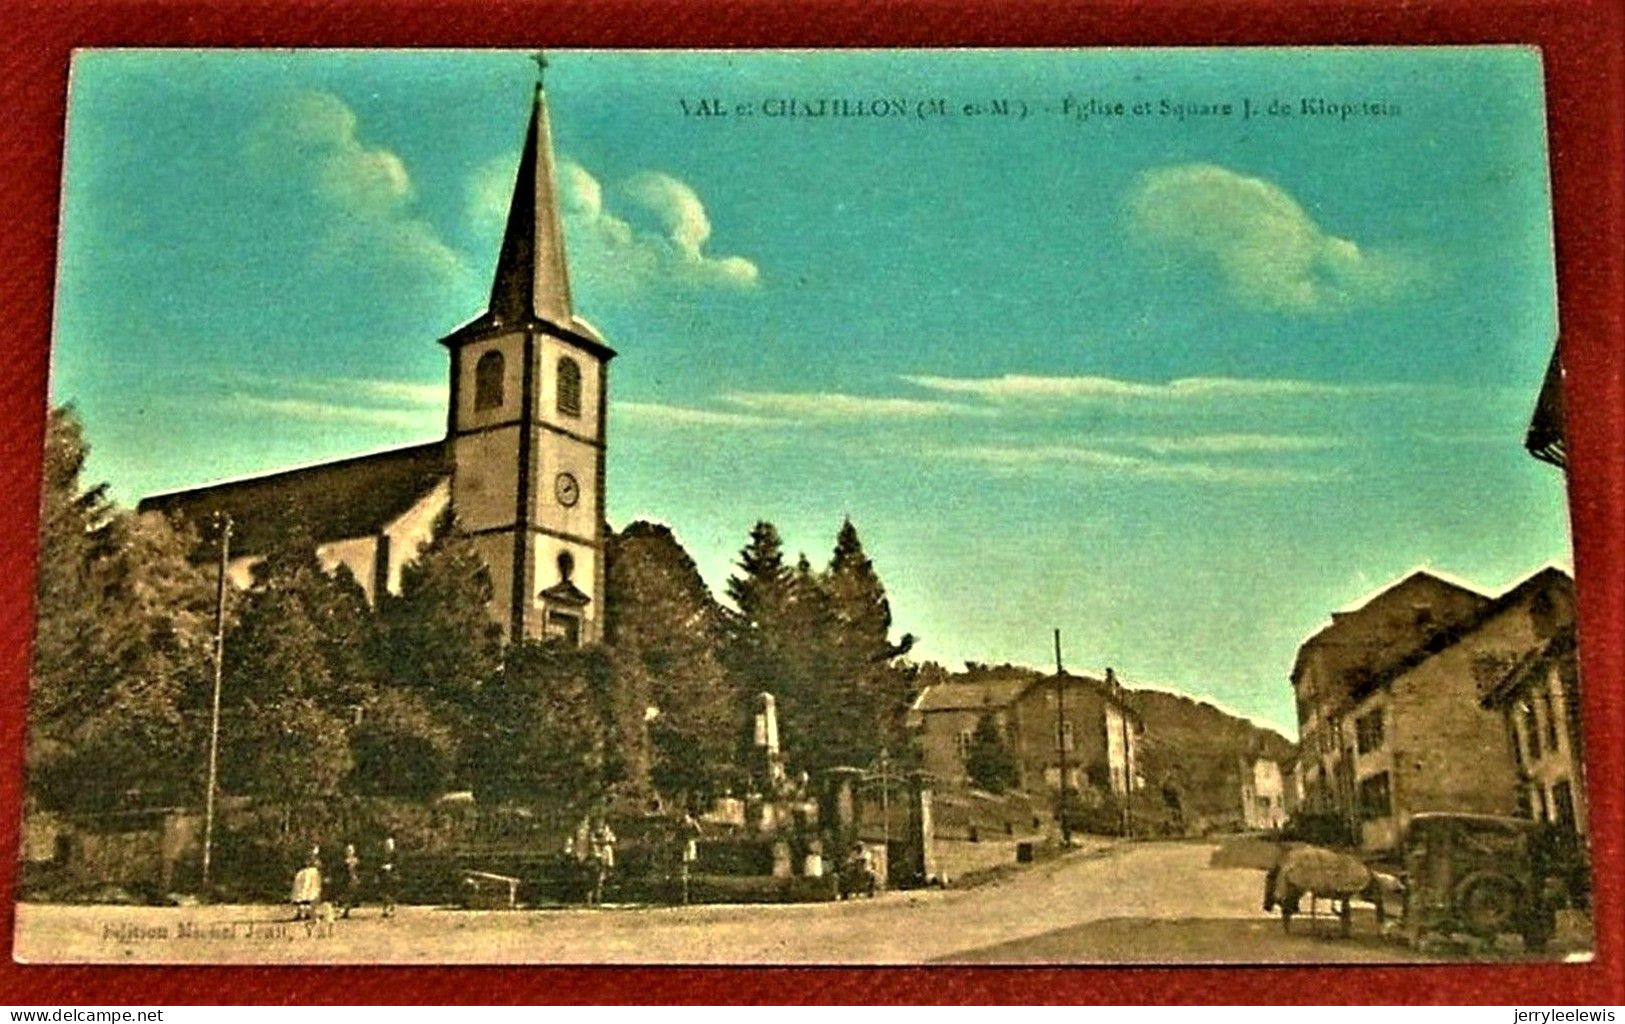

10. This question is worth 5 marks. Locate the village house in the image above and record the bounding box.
[1491,335,1585,837]
[1279,756,1305,820]
[1479,623,1586,838]
[1290,569,1491,828]
[1292,567,1576,851]
[1238,755,1288,830]
[140,79,612,648]
[912,666,1142,797]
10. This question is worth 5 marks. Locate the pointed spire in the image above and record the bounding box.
[487,80,573,328]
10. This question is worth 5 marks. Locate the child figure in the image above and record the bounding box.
[290,855,322,921]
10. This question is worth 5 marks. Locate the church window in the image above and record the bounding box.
[557,356,582,417]
[557,550,575,581]
[475,350,505,411]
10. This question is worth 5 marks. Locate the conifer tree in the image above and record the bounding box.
[722,522,790,752]
[725,521,793,630]
[822,519,916,763]
[965,711,1019,793]
[29,407,216,810]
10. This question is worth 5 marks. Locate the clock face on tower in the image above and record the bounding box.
[554,471,580,507]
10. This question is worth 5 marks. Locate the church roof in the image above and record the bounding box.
[138,442,450,556]
[440,85,615,361]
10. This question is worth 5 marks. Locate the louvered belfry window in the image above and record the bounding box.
[557,356,582,417]
[475,349,505,411]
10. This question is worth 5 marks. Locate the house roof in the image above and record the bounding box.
[138,441,450,557]
[1526,339,1566,470]
[915,669,1143,724]
[1349,566,1575,703]
[1291,570,1491,694]
[913,676,1035,712]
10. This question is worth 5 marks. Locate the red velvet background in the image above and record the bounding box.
[0,0,1620,1005]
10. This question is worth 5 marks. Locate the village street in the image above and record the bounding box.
[15,839,1447,965]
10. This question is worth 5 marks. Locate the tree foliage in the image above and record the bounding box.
[721,518,918,779]
[28,406,924,827]
[964,713,1019,794]
[606,521,735,800]
[222,695,354,808]
[374,509,502,712]
[350,687,459,800]
[29,407,216,810]
[467,641,616,813]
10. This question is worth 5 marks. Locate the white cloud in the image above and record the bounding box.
[468,155,517,232]
[943,442,1333,485]
[224,375,445,431]
[472,154,760,293]
[615,401,776,428]
[1115,433,1346,455]
[233,394,438,431]
[1125,164,1413,313]
[249,92,468,286]
[902,372,1405,403]
[722,391,972,420]
[285,377,445,409]
[574,163,760,290]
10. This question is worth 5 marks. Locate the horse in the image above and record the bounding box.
[1263,845,1403,937]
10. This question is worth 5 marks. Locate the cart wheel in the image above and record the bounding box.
[1456,873,1521,937]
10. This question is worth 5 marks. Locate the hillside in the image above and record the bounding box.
[1123,688,1296,828]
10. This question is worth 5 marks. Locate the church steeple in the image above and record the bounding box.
[487,79,574,328]
[441,59,614,648]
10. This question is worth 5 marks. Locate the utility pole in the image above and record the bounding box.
[1054,628,1072,848]
[201,513,231,890]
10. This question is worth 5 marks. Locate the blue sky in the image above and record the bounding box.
[51,48,1569,736]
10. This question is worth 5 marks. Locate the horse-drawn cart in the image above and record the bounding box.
[1238,812,1561,950]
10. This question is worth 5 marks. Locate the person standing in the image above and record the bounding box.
[677,810,703,905]
[340,843,361,919]
[290,853,322,921]
[588,820,616,906]
[378,835,397,919]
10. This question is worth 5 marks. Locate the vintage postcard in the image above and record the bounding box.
[13,46,1592,966]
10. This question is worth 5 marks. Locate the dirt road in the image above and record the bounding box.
[12,840,1446,965]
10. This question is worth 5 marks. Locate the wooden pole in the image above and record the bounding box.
[1055,628,1071,847]
[201,513,231,889]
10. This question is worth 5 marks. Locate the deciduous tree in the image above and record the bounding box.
[605,521,735,801]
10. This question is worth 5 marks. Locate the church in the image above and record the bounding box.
[140,77,612,647]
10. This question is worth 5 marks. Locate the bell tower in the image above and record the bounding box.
[440,69,614,645]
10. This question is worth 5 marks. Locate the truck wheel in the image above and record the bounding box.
[1456,874,1521,937]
